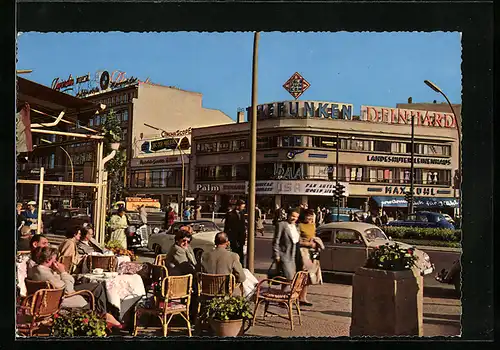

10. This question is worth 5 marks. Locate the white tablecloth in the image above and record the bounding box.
[16,254,30,297]
[78,273,145,313]
[116,255,130,267]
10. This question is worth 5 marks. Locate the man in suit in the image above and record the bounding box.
[273,209,301,282]
[224,200,247,267]
[201,232,246,283]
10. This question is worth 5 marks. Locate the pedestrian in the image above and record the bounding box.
[165,206,176,230]
[109,208,128,249]
[23,200,41,234]
[272,204,281,226]
[17,202,26,233]
[381,211,389,225]
[138,205,148,225]
[298,203,308,222]
[194,205,201,220]
[315,206,323,226]
[183,206,191,221]
[224,199,247,267]
[255,204,264,236]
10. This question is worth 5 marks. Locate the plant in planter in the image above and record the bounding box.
[203,296,253,337]
[350,242,424,337]
[51,310,107,337]
[105,240,137,261]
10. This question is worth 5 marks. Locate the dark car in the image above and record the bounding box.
[387,211,455,229]
[49,208,91,235]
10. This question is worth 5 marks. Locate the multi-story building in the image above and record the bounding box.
[189,100,460,218]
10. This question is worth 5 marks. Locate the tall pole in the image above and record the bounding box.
[247,31,260,273]
[37,167,44,234]
[179,145,185,219]
[409,113,415,214]
[58,146,74,207]
[336,132,340,222]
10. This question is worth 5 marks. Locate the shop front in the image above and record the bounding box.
[193,182,246,213]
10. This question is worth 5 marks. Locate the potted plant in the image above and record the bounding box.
[204,296,253,337]
[51,310,107,337]
[105,240,137,261]
[350,242,423,336]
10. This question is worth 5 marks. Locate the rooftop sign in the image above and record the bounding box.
[283,72,310,99]
[248,100,354,120]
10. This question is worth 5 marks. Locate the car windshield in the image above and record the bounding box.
[127,213,141,221]
[428,213,444,223]
[171,221,220,233]
[363,227,388,242]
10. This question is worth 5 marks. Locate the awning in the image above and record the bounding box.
[371,196,460,208]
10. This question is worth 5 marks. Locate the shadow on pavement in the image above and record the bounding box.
[423,286,460,299]
[423,313,461,321]
[320,310,352,318]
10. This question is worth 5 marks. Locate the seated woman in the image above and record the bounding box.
[17,225,32,252]
[58,226,84,272]
[30,247,122,329]
[77,224,106,255]
[165,230,197,276]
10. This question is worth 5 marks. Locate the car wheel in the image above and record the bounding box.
[154,244,162,255]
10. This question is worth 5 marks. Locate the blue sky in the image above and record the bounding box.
[17,32,462,119]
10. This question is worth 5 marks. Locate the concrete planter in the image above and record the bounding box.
[209,318,244,337]
[350,267,423,336]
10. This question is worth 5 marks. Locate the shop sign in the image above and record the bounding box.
[273,165,304,180]
[286,150,305,160]
[366,155,451,166]
[196,184,221,193]
[361,105,457,129]
[249,100,353,121]
[282,72,311,99]
[246,180,349,196]
[131,156,182,167]
[384,186,438,196]
[377,197,459,208]
[161,128,192,137]
[141,136,191,154]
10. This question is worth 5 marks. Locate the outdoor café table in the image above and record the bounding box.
[16,253,30,297]
[76,272,145,320]
[87,252,131,268]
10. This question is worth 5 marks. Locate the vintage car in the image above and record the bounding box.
[148,220,247,257]
[49,208,91,235]
[316,222,435,275]
[387,211,455,229]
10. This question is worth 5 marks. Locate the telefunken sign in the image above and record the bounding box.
[248,100,354,121]
[361,105,457,129]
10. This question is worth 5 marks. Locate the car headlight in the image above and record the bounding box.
[153,227,160,234]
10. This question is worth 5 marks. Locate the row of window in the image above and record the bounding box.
[93,90,137,109]
[129,169,183,188]
[196,136,452,157]
[195,163,452,186]
[89,110,129,127]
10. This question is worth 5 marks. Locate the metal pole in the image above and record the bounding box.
[179,148,185,220]
[101,171,109,246]
[37,167,44,234]
[409,113,415,214]
[95,142,104,245]
[59,146,74,207]
[336,132,340,222]
[247,31,260,273]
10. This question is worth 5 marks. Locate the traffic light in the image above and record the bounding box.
[337,183,346,198]
[332,186,339,202]
[405,191,413,203]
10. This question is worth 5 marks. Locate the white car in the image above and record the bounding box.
[442,213,455,224]
[316,222,434,276]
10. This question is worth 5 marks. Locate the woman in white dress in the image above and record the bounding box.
[109,208,128,249]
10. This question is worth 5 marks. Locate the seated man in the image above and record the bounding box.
[201,232,246,284]
[27,234,50,276]
[30,247,122,329]
[17,225,32,252]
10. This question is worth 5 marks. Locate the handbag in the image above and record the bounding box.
[267,260,284,281]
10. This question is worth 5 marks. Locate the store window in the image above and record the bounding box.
[235,164,249,180]
[282,136,303,147]
[195,166,217,181]
[256,163,276,180]
[313,136,338,149]
[374,141,391,152]
[217,165,233,180]
[257,136,278,149]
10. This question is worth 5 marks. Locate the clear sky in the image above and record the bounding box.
[17,32,462,119]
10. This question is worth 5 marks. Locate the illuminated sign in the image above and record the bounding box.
[283,72,310,99]
[361,105,457,129]
[140,136,191,154]
[248,100,353,121]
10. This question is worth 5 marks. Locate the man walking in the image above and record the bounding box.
[224,200,247,266]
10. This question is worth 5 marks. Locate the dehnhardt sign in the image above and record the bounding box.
[366,155,451,166]
[245,180,349,196]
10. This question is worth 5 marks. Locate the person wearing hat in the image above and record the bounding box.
[17,225,33,251]
[224,199,247,266]
[23,201,42,234]
[109,208,129,249]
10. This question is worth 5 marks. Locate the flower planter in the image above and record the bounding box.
[350,267,423,336]
[209,318,244,337]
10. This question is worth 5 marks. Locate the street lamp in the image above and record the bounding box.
[41,139,74,207]
[424,80,461,215]
[144,123,187,218]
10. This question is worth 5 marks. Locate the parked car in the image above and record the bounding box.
[316,222,435,275]
[387,211,455,229]
[441,213,455,225]
[107,211,151,252]
[49,208,91,235]
[148,220,247,257]
[324,207,364,223]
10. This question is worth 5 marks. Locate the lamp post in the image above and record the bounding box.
[409,112,415,214]
[335,132,340,222]
[144,123,187,219]
[41,139,74,207]
[424,80,461,216]
[247,31,260,273]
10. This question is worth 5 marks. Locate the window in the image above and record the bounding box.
[49,154,55,169]
[257,136,278,149]
[256,163,276,180]
[151,171,161,187]
[317,229,332,243]
[217,165,233,180]
[123,110,129,121]
[234,164,249,180]
[282,136,303,147]
[124,94,128,103]
[334,229,363,245]
[219,141,231,151]
[89,118,94,126]
[374,141,391,152]
[95,116,101,125]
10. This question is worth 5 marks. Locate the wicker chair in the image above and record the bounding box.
[17,287,65,336]
[134,274,193,337]
[147,264,169,302]
[24,279,95,311]
[252,271,309,331]
[154,254,167,266]
[57,256,74,274]
[88,255,118,272]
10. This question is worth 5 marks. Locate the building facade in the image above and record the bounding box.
[189,100,460,217]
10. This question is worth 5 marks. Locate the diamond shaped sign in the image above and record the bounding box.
[283,72,310,99]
